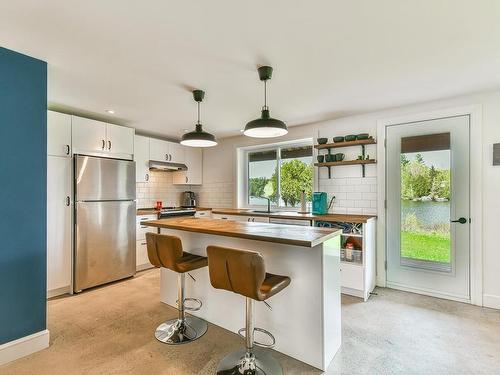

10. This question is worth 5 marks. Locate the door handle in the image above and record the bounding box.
[451,217,467,224]
[65,144,70,155]
[66,196,70,206]
[102,139,105,150]
[108,140,112,150]
[145,173,149,182]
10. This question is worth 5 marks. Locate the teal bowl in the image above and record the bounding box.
[345,134,357,142]
[333,136,345,143]
[357,133,369,140]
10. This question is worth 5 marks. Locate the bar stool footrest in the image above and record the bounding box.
[237,327,276,348]
[176,297,203,311]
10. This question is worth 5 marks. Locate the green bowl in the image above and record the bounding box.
[317,137,328,144]
[345,134,357,142]
[325,154,335,162]
[317,155,325,163]
[333,136,345,143]
[335,153,345,161]
[357,133,369,140]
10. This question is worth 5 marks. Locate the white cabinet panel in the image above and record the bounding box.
[72,116,107,154]
[136,214,156,271]
[340,262,364,291]
[106,123,134,156]
[134,135,150,183]
[47,111,72,157]
[150,138,169,162]
[173,147,202,185]
[168,141,185,164]
[47,156,72,296]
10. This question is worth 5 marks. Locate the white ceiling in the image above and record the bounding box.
[1,1,500,139]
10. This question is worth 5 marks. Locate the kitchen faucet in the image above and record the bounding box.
[251,196,271,213]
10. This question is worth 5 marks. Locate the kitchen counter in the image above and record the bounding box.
[211,208,376,223]
[143,217,341,247]
[143,216,342,370]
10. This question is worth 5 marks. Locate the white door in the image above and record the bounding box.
[168,142,185,164]
[386,115,470,301]
[47,156,72,294]
[134,135,150,183]
[72,116,107,154]
[150,138,169,162]
[106,123,134,157]
[47,111,72,157]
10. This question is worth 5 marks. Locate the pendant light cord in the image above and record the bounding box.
[263,80,268,110]
[197,101,201,124]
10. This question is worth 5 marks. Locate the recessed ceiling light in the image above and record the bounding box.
[105,109,115,114]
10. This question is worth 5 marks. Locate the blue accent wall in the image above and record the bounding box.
[0,47,47,344]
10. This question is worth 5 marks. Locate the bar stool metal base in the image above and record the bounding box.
[155,316,208,345]
[216,349,283,375]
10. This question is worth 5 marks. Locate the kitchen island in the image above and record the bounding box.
[143,217,342,370]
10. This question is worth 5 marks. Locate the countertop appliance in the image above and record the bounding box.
[181,191,196,208]
[312,192,328,215]
[158,207,196,219]
[74,155,136,293]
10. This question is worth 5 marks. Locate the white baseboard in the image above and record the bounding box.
[0,330,50,366]
[47,285,71,299]
[483,294,500,310]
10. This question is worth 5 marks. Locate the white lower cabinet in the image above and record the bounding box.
[212,213,269,223]
[136,214,156,271]
[47,156,72,297]
[195,210,211,218]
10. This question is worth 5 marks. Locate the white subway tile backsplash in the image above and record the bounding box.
[346,192,363,200]
[362,192,377,201]
[354,184,371,193]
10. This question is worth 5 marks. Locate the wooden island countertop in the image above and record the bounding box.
[143,217,341,247]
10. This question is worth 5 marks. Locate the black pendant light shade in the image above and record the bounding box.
[244,66,288,138]
[180,90,217,147]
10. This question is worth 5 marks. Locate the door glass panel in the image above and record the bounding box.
[400,133,451,271]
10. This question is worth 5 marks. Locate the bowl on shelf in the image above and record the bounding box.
[333,136,345,143]
[317,155,325,163]
[335,153,345,161]
[357,133,369,140]
[345,134,357,142]
[317,137,328,144]
[325,154,335,162]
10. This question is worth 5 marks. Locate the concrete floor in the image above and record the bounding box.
[2,269,500,375]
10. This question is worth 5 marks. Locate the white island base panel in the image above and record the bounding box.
[159,228,341,371]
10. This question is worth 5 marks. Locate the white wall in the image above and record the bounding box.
[202,88,500,309]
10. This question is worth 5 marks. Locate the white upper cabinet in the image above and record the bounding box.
[168,142,185,164]
[149,138,169,162]
[71,115,134,159]
[134,135,150,183]
[47,111,72,157]
[72,116,107,154]
[173,147,202,185]
[106,123,134,156]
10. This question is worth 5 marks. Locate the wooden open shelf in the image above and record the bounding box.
[314,138,376,150]
[314,159,376,167]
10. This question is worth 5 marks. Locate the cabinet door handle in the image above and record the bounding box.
[102,139,105,150]
[66,196,70,206]
[252,218,255,222]
[247,218,250,222]
[185,176,188,183]
[169,154,172,161]
[141,242,147,246]
[108,140,112,150]
[145,173,149,182]
[65,144,70,155]
[165,154,168,161]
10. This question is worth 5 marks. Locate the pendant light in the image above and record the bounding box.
[180,90,217,147]
[244,66,288,138]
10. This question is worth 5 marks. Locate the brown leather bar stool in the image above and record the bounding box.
[146,232,208,344]
[206,245,291,375]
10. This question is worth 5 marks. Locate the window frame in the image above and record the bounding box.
[239,138,314,210]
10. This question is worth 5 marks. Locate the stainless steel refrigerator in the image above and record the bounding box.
[74,155,136,292]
